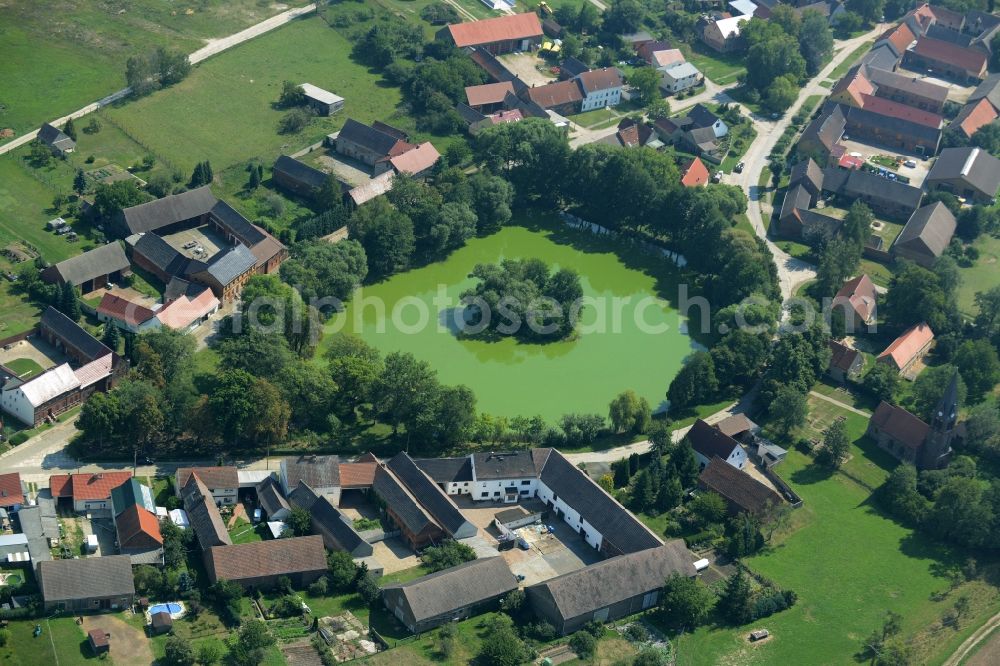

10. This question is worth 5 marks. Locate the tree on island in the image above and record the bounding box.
[460,258,584,341]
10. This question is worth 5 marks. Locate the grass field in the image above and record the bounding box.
[681,44,746,86]
[0,1,311,145]
[674,394,996,665]
[104,17,409,174]
[0,617,92,666]
[956,233,1000,317]
[0,157,77,263]
[0,274,42,340]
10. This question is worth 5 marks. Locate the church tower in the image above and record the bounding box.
[920,372,960,470]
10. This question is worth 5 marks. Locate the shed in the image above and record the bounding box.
[300,83,344,115]
[150,611,173,635]
[87,629,111,654]
[493,505,542,532]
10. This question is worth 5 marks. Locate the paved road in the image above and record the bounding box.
[732,26,885,301]
[0,3,317,157]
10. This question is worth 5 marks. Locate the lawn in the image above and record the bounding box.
[0,1,311,146]
[103,16,409,174]
[229,518,265,544]
[956,233,1000,317]
[828,41,875,80]
[720,122,757,173]
[568,107,619,129]
[0,617,93,666]
[3,358,45,379]
[680,43,746,86]
[0,276,42,340]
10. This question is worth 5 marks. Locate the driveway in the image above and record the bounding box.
[499,53,558,87]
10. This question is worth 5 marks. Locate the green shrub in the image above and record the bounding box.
[9,432,29,446]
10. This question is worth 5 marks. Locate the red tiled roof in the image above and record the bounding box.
[680,157,710,187]
[446,13,543,48]
[956,98,999,138]
[96,293,157,327]
[526,79,583,108]
[870,401,930,450]
[157,289,220,330]
[878,322,934,370]
[913,37,988,75]
[489,109,524,124]
[833,274,877,323]
[832,67,875,106]
[389,142,441,176]
[0,472,24,507]
[577,68,623,93]
[465,81,516,107]
[49,474,72,498]
[204,535,327,584]
[70,471,133,501]
[880,23,916,54]
[116,504,163,548]
[859,93,942,128]
[339,462,377,488]
[829,340,862,372]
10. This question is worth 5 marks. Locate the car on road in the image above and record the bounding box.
[734,162,745,173]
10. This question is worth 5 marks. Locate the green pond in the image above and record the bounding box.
[322,215,698,422]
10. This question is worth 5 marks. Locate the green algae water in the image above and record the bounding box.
[323,215,697,422]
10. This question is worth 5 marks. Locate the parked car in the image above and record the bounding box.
[734,162,745,173]
[903,159,917,168]
[517,538,530,550]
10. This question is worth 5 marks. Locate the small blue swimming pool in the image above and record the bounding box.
[149,602,182,615]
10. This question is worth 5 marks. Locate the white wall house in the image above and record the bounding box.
[536,480,603,550]
[576,69,624,112]
[660,62,701,94]
[693,444,748,471]
[472,478,538,503]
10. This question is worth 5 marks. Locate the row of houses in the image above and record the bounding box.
[776,155,981,267]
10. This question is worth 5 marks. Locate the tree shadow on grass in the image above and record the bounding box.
[788,462,835,485]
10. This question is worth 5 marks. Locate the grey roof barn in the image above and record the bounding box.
[382,557,518,633]
[526,541,696,635]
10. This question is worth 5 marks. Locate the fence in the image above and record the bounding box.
[764,467,803,508]
[558,211,688,268]
[0,326,39,349]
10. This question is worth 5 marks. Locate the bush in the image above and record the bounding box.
[271,594,303,618]
[569,631,597,659]
[308,577,329,597]
[0,629,9,646]
[278,108,314,134]
[624,623,650,643]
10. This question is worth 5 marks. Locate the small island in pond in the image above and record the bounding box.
[460,258,584,342]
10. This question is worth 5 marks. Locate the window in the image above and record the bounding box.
[521,480,530,486]
[494,491,501,497]
[481,492,489,498]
